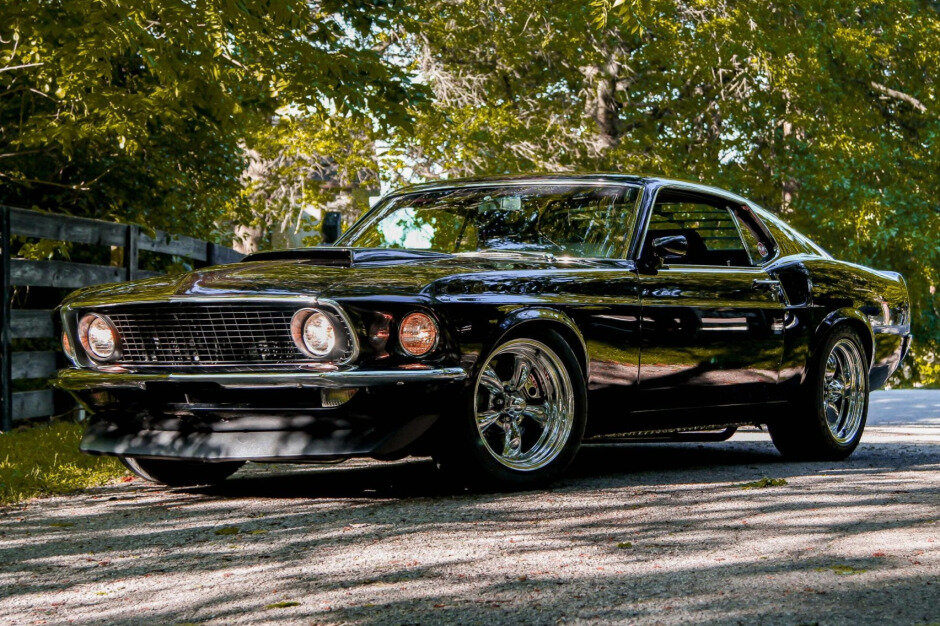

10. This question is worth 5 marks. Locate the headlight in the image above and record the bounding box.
[78,313,118,361]
[399,312,438,356]
[291,309,336,358]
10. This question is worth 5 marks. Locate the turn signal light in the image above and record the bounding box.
[399,312,438,356]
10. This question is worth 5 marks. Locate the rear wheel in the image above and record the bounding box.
[435,331,587,488]
[769,326,869,460]
[120,457,244,487]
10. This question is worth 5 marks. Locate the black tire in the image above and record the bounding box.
[768,326,869,461]
[434,329,587,489]
[120,457,244,487]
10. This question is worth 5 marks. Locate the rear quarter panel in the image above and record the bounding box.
[769,255,911,391]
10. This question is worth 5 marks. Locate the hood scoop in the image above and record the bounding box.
[241,247,453,267]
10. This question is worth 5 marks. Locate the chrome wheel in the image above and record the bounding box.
[474,338,575,471]
[822,338,866,444]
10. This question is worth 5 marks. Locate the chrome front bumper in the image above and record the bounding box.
[55,366,469,391]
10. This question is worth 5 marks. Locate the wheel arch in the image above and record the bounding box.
[810,309,875,378]
[487,307,589,380]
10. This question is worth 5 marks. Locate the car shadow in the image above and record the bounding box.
[188,436,924,501]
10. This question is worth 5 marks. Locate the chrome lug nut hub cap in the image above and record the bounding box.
[474,339,574,471]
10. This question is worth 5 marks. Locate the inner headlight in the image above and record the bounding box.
[399,312,438,356]
[78,313,119,361]
[291,309,337,358]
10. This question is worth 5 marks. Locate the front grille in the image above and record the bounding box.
[99,302,343,366]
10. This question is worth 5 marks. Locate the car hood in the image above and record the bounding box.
[62,248,606,306]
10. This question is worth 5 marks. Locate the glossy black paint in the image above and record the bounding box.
[56,175,912,461]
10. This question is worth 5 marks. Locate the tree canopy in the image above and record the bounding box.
[394,0,938,382]
[0,0,419,236]
[0,0,936,383]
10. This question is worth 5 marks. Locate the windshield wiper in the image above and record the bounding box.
[462,249,558,261]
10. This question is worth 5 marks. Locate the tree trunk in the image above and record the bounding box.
[233,224,264,255]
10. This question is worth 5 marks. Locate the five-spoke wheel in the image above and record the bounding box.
[474,338,575,471]
[434,330,586,487]
[822,338,867,444]
[769,326,869,460]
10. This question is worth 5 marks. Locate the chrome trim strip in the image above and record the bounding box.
[871,323,911,336]
[383,179,644,198]
[65,293,321,309]
[55,366,468,390]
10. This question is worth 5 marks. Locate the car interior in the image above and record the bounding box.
[643,189,764,267]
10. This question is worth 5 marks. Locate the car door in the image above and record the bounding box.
[634,186,786,417]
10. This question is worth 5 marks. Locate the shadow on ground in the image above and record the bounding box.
[1,435,937,625]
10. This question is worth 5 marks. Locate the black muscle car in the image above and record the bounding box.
[56,175,912,488]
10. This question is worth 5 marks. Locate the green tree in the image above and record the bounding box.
[392,0,938,383]
[0,0,419,239]
[229,112,381,253]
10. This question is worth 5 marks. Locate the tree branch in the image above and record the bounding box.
[870,81,928,114]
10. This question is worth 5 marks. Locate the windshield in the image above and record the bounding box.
[338,184,641,259]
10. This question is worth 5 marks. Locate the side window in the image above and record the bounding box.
[644,190,753,267]
[731,211,773,265]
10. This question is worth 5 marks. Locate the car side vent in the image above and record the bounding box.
[776,271,811,306]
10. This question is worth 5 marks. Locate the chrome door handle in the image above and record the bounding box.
[752,278,780,289]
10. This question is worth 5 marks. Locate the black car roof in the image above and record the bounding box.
[389,173,647,194]
[386,173,753,206]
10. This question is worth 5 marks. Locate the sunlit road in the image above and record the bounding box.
[1,390,937,624]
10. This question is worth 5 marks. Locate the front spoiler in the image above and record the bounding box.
[79,415,439,461]
[55,366,468,391]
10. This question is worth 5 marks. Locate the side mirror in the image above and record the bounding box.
[652,235,688,260]
[321,211,343,245]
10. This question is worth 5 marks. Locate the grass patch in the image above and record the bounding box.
[737,477,788,490]
[265,601,300,609]
[815,564,867,576]
[616,541,634,549]
[0,421,127,506]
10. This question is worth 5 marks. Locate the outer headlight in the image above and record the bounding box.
[78,313,119,361]
[291,309,337,358]
[398,312,438,356]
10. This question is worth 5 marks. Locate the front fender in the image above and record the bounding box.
[483,307,589,377]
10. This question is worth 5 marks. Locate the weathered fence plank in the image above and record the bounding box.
[140,231,208,261]
[12,351,58,380]
[1,205,243,430]
[8,206,128,248]
[1,206,11,430]
[207,243,244,265]
[10,259,124,288]
[10,310,55,339]
[11,390,55,421]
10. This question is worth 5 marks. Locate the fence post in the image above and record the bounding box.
[1,205,12,431]
[125,224,139,281]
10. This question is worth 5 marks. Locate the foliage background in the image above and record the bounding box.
[1,0,937,385]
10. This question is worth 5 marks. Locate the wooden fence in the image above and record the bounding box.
[0,205,243,431]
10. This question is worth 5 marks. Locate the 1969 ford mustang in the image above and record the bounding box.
[56,175,912,488]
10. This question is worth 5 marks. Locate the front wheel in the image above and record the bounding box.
[435,331,587,489]
[769,326,869,460]
[120,457,244,487]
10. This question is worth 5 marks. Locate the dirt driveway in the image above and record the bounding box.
[1,391,937,625]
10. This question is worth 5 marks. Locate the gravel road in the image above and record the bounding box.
[1,390,937,625]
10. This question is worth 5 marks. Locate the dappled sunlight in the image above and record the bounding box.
[1,430,937,624]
